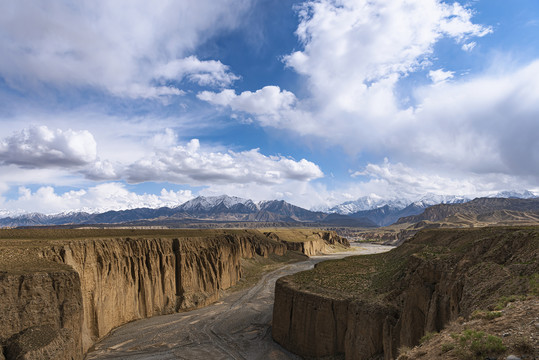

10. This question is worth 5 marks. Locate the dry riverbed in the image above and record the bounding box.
[85,244,393,360]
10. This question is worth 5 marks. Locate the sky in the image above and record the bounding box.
[0,0,538,215]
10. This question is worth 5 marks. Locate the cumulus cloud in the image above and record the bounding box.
[428,69,454,84]
[0,1,249,98]
[0,126,97,168]
[462,41,477,52]
[0,183,194,215]
[155,56,239,87]
[198,86,297,126]
[124,138,324,185]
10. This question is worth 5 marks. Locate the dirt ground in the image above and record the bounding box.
[85,244,393,360]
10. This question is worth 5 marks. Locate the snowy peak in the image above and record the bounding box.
[492,190,537,199]
[412,194,470,208]
[177,195,258,212]
[327,195,409,214]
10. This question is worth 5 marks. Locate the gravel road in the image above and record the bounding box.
[85,244,393,360]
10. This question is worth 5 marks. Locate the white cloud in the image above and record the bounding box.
[124,138,324,185]
[283,0,490,100]
[462,41,477,52]
[310,158,539,209]
[410,60,539,177]
[0,0,250,98]
[0,126,97,168]
[198,0,539,184]
[155,56,239,87]
[198,86,297,126]
[428,68,454,83]
[0,183,194,215]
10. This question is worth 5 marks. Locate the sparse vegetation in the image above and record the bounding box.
[493,294,527,311]
[396,345,412,360]
[420,331,437,344]
[446,329,506,360]
[440,342,455,353]
[471,309,502,320]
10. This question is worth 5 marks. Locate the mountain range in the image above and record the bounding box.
[0,195,377,228]
[0,191,537,228]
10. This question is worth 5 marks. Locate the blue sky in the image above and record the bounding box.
[0,0,538,214]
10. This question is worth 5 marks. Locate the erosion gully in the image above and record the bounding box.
[86,244,393,360]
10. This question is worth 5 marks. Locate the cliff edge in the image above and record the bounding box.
[272,226,539,359]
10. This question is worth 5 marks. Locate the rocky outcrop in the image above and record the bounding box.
[0,228,340,359]
[273,226,539,359]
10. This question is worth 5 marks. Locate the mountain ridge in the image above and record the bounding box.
[1,192,537,228]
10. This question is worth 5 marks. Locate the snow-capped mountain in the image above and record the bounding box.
[177,195,259,213]
[411,193,471,208]
[0,195,376,228]
[491,190,537,199]
[1,191,537,228]
[325,195,410,214]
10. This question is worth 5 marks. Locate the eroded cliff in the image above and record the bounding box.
[263,229,350,256]
[272,226,539,359]
[0,228,345,359]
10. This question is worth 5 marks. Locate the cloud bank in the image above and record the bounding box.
[0,0,250,98]
[0,126,97,168]
[0,183,194,215]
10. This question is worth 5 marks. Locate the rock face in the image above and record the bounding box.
[272,227,539,359]
[0,228,341,359]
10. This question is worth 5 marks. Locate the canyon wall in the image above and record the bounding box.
[272,227,538,360]
[265,230,350,256]
[0,229,342,359]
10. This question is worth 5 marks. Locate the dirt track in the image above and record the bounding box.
[85,244,393,360]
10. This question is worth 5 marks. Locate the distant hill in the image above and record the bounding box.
[396,197,539,224]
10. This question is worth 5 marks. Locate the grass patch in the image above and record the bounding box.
[441,342,455,353]
[446,329,506,360]
[471,309,503,320]
[493,295,527,310]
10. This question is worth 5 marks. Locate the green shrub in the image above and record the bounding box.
[444,329,506,360]
[493,294,526,310]
[441,342,455,353]
[420,331,437,344]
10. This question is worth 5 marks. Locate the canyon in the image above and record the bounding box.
[85,244,393,359]
[0,228,348,359]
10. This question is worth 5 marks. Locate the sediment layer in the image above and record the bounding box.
[272,226,539,359]
[0,228,346,359]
